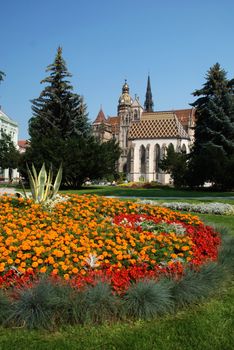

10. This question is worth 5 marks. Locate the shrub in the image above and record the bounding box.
[123,279,173,320]
[170,262,225,308]
[7,278,61,329]
[83,282,119,324]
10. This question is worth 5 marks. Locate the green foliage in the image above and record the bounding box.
[159,144,188,188]
[171,262,225,308]
[61,136,121,188]
[0,290,11,324]
[217,234,234,273]
[43,280,86,325]
[83,282,119,324]
[7,278,60,329]
[0,132,20,171]
[29,47,90,140]
[139,220,186,235]
[17,162,62,204]
[22,48,120,188]
[123,279,173,319]
[189,63,234,189]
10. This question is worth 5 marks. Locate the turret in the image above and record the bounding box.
[144,75,154,112]
[118,80,132,113]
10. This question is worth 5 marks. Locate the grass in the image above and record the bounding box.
[61,185,234,198]
[197,214,234,234]
[0,283,233,350]
[0,192,233,349]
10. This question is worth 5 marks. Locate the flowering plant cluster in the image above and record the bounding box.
[0,194,221,292]
[140,200,234,215]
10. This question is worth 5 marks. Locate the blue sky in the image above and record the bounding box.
[1,0,234,139]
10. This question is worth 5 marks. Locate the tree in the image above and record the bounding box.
[159,144,188,188]
[188,63,234,189]
[23,47,120,188]
[0,70,5,84]
[29,47,90,140]
[0,132,20,172]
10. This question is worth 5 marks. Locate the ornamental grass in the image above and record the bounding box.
[0,193,232,328]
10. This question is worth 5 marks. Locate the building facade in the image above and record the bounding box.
[0,108,19,181]
[92,77,195,184]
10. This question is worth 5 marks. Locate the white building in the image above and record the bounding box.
[92,77,195,184]
[0,108,19,181]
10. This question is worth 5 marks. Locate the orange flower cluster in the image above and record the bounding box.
[0,195,202,279]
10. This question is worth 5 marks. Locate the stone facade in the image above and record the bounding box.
[0,108,19,181]
[92,78,195,184]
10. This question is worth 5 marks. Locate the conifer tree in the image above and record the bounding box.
[188,63,234,189]
[29,47,90,140]
[23,48,120,188]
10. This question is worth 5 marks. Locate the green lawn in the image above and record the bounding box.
[61,185,234,198]
[0,283,233,350]
[0,195,233,349]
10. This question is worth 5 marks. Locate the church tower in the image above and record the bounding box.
[118,80,133,173]
[144,75,154,112]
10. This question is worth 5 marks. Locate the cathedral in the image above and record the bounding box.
[92,77,195,184]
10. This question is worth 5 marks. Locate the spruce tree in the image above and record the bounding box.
[29,47,90,140]
[23,48,120,188]
[189,63,234,189]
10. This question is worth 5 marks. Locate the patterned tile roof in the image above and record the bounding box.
[128,112,189,140]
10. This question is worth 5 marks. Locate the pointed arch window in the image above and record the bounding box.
[155,144,160,174]
[140,145,146,176]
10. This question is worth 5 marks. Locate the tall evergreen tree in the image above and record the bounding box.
[29,47,90,140]
[23,47,120,188]
[188,63,234,189]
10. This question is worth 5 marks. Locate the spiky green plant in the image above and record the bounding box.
[17,163,62,204]
[123,279,173,320]
[83,282,119,324]
[0,290,11,324]
[170,262,225,309]
[7,278,61,329]
[46,281,86,325]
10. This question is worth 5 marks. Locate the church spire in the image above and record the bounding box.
[144,75,154,112]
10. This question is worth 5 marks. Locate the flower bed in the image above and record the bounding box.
[1,194,234,328]
[140,200,234,215]
[0,194,221,293]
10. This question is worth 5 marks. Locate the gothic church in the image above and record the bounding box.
[92,77,195,184]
